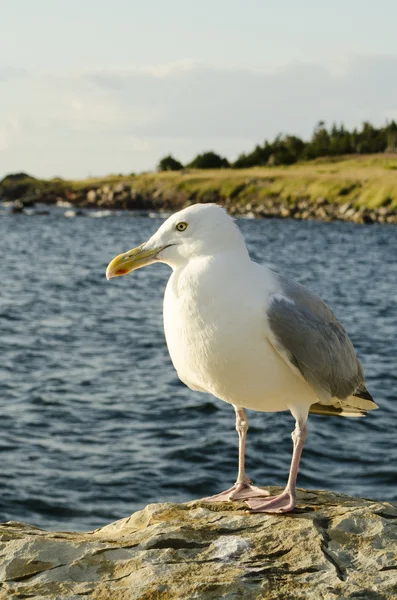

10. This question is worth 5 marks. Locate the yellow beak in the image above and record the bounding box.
[106,243,160,280]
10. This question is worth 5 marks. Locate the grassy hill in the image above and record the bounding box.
[129,154,397,210]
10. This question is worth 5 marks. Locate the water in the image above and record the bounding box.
[0,207,396,531]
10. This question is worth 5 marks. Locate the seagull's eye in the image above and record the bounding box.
[176,222,188,232]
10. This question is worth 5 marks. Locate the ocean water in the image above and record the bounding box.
[0,206,396,531]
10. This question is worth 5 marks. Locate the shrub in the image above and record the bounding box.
[188,151,230,169]
[157,155,184,171]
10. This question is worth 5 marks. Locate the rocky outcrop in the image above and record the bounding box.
[78,186,397,223]
[225,197,397,224]
[0,488,396,599]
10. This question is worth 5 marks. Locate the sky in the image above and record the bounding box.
[1,0,397,178]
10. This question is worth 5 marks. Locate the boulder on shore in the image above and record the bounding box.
[0,488,396,599]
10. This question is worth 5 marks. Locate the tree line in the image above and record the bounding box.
[158,120,397,171]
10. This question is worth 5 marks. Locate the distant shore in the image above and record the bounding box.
[1,154,397,224]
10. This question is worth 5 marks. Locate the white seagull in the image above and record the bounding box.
[106,203,377,513]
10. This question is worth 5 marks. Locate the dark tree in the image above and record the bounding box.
[188,151,230,169]
[157,120,395,172]
[233,143,273,168]
[304,121,331,159]
[386,121,397,152]
[157,155,184,171]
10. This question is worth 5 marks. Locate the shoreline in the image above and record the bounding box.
[3,196,397,225]
[1,155,397,224]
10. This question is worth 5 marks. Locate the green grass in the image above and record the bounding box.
[1,154,397,209]
[130,155,397,209]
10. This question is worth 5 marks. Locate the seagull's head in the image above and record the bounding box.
[106,203,245,279]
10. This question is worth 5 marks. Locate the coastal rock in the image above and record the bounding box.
[0,489,396,599]
[11,199,24,213]
[86,189,97,203]
[280,206,291,218]
[339,201,352,216]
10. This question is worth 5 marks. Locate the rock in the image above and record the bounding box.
[56,199,72,208]
[64,209,84,218]
[86,189,97,203]
[377,206,390,217]
[0,173,37,201]
[339,202,352,216]
[343,207,356,219]
[103,190,114,204]
[352,210,364,224]
[0,489,396,599]
[114,182,126,193]
[280,206,291,218]
[316,207,329,220]
[297,200,309,210]
[11,199,24,213]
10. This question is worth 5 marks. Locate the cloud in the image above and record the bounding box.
[1,56,397,178]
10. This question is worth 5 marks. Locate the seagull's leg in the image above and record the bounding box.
[246,410,308,513]
[228,406,270,500]
[202,406,270,502]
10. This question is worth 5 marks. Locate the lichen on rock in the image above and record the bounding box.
[0,488,396,599]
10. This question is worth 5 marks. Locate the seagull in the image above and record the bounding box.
[106,203,378,513]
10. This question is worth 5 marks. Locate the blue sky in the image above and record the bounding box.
[1,0,397,177]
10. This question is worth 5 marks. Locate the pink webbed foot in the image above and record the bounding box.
[246,490,296,513]
[201,481,270,502]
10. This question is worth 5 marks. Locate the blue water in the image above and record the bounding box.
[0,207,396,531]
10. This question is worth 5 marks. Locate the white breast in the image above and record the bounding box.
[163,254,316,412]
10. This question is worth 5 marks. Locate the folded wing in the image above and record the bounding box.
[267,274,378,416]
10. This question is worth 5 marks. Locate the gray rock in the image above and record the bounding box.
[0,489,396,599]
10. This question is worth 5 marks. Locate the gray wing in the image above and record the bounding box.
[267,273,365,402]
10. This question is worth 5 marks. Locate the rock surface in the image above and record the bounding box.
[0,488,396,599]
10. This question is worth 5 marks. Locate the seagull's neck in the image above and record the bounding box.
[168,246,253,301]
[179,244,250,272]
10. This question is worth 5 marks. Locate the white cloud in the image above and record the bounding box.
[1,56,397,178]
